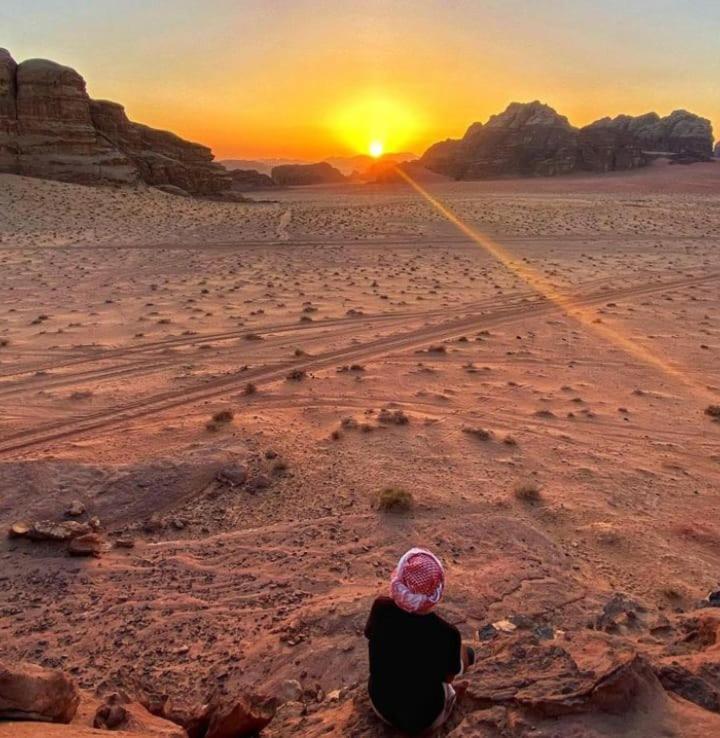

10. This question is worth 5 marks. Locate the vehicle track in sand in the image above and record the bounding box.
[0,270,717,456]
[0,266,703,387]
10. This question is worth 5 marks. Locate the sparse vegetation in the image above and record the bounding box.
[212,408,234,424]
[376,487,413,513]
[287,368,306,381]
[706,405,720,419]
[515,482,542,504]
[244,382,257,395]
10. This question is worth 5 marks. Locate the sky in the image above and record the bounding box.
[3,0,719,160]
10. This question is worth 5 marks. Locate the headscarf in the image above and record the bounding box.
[390,547,444,614]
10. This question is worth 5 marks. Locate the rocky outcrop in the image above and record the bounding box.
[577,116,648,172]
[628,110,714,159]
[0,661,79,723]
[421,101,715,179]
[227,168,276,190]
[90,100,230,195]
[0,49,230,195]
[421,101,579,179]
[271,161,346,186]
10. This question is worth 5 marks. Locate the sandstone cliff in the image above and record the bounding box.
[0,49,229,195]
[421,101,715,179]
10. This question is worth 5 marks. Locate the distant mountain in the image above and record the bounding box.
[420,101,715,180]
[220,152,418,177]
[325,152,418,175]
[271,161,346,186]
[219,158,307,175]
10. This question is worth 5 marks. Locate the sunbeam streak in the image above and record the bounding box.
[394,166,718,404]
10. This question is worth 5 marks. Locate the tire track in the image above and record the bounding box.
[0,266,703,384]
[0,270,716,456]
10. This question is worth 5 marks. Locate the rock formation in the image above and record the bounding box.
[421,101,715,179]
[0,49,230,195]
[271,161,346,186]
[0,661,79,723]
[227,168,276,190]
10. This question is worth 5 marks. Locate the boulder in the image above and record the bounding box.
[462,630,647,716]
[94,693,187,737]
[68,532,106,557]
[271,161,346,186]
[23,520,92,542]
[205,692,276,738]
[0,661,79,723]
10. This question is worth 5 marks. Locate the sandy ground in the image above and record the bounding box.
[1,161,720,736]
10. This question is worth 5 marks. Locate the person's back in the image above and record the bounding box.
[364,547,472,735]
[365,595,461,734]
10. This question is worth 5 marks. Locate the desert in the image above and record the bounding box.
[2,5,720,736]
[1,154,720,736]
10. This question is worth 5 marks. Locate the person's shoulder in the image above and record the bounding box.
[371,595,396,612]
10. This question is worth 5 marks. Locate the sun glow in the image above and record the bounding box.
[369,140,384,158]
[328,94,422,157]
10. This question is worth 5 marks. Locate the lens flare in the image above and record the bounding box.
[393,165,719,404]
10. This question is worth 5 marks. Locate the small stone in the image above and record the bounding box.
[65,500,85,517]
[478,624,499,641]
[68,532,105,557]
[7,522,30,538]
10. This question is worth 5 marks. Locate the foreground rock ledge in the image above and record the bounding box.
[0,661,79,723]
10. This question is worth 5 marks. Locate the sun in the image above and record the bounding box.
[369,140,384,158]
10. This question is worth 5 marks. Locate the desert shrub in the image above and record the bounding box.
[287,369,306,381]
[212,409,234,424]
[706,405,720,419]
[376,488,413,513]
[514,482,542,504]
[244,382,257,396]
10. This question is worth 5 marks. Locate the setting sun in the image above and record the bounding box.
[328,94,423,157]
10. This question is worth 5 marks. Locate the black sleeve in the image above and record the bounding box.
[439,617,463,677]
[364,596,388,639]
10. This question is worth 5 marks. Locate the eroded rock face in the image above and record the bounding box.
[421,101,579,179]
[90,100,230,195]
[271,161,346,186]
[421,101,715,178]
[0,49,230,195]
[578,115,648,172]
[0,661,79,723]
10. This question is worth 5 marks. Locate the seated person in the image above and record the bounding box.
[364,548,474,735]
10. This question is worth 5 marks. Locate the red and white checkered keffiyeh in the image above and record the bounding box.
[390,548,445,614]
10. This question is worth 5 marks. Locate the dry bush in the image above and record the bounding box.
[706,405,720,419]
[376,488,413,513]
[244,382,257,396]
[212,409,234,424]
[514,482,542,504]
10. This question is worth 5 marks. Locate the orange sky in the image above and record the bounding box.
[4,0,719,160]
